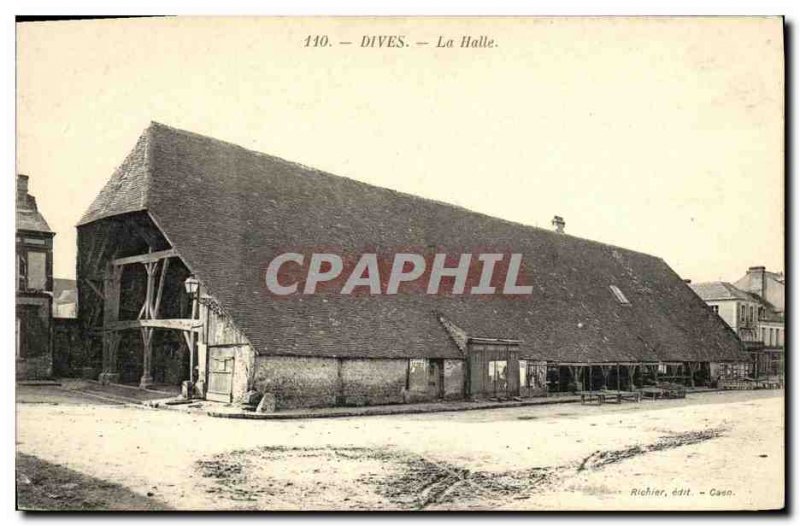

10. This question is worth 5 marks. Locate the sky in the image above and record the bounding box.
[16,16,784,283]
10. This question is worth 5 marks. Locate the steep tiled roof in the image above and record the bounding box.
[78,123,748,363]
[78,133,150,225]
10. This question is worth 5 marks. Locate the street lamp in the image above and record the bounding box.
[184,275,200,296]
[183,275,200,399]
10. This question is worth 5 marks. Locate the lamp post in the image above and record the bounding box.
[183,275,200,399]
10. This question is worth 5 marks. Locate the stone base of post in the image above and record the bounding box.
[181,380,194,399]
[139,374,154,389]
[98,372,120,385]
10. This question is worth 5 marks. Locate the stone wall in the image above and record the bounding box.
[251,356,467,410]
[232,345,255,403]
[340,359,407,406]
[16,296,53,380]
[16,354,52,380]
[52,318,82,377]
[252,356,339,409]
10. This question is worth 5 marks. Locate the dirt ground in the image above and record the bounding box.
[15,388,784,511]
[16,453,170,511]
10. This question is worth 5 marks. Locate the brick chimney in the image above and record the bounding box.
[747,266,767,299]
[552,215,565,234]
[17,174,30,208]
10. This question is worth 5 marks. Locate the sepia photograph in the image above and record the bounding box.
[14,15,785,512]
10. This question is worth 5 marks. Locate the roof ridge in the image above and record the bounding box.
[142,124,154,211]
[146,121,662,262]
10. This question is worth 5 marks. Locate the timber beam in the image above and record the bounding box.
[105,319,202,332]
[112,248,177,267]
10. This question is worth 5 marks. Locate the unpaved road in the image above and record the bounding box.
[16,389,784,511]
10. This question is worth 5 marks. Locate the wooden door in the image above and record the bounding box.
[206,348,235,402]
[428,359,444,399]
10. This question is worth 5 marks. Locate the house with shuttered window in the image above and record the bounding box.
[16,174,54,380]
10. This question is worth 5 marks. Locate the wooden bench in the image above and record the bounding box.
[580,390,642,404]
[638,387,664,400]
[656,382,686,399]
[753,377,782,389]
[617,390,642,403]
[579,391,605,404]
[718,378,755,390]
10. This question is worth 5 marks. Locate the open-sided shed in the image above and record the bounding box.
[76,123,749,409]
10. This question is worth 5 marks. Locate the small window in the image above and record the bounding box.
[488,360,507,382]
[710,305,720,315]
[609,285,630,305]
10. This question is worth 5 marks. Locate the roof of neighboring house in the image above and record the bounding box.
[17,208,52,233]
[765,270,785,284]
[17,176,52,234]
[691,281,784,322]
[78,123,748,363]
[53,278,78,305]
[689,282,756,302]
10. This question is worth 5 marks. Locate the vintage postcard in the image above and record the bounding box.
[15,16,785,511]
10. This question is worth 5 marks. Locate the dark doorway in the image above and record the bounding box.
[428,359,444,399]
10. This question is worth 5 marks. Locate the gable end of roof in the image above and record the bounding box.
[78,127,153,226]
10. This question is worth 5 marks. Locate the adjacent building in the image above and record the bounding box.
[54,278,78,319]
[16,174,55,379]
[735,266,784,316]
[76,123,749,409]
[736,266,785,382]
[690,278,784,383]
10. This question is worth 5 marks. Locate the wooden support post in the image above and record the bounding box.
[189,294,198,382]
[182,330,195,384]
[99,264,123,384]
[140,327,154,388]
[616,363,621,391]
[688,362,698,388]
[143,261,155,320]
[196,288,208,398]
[152,258,169,318]
[180,285,201,398]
